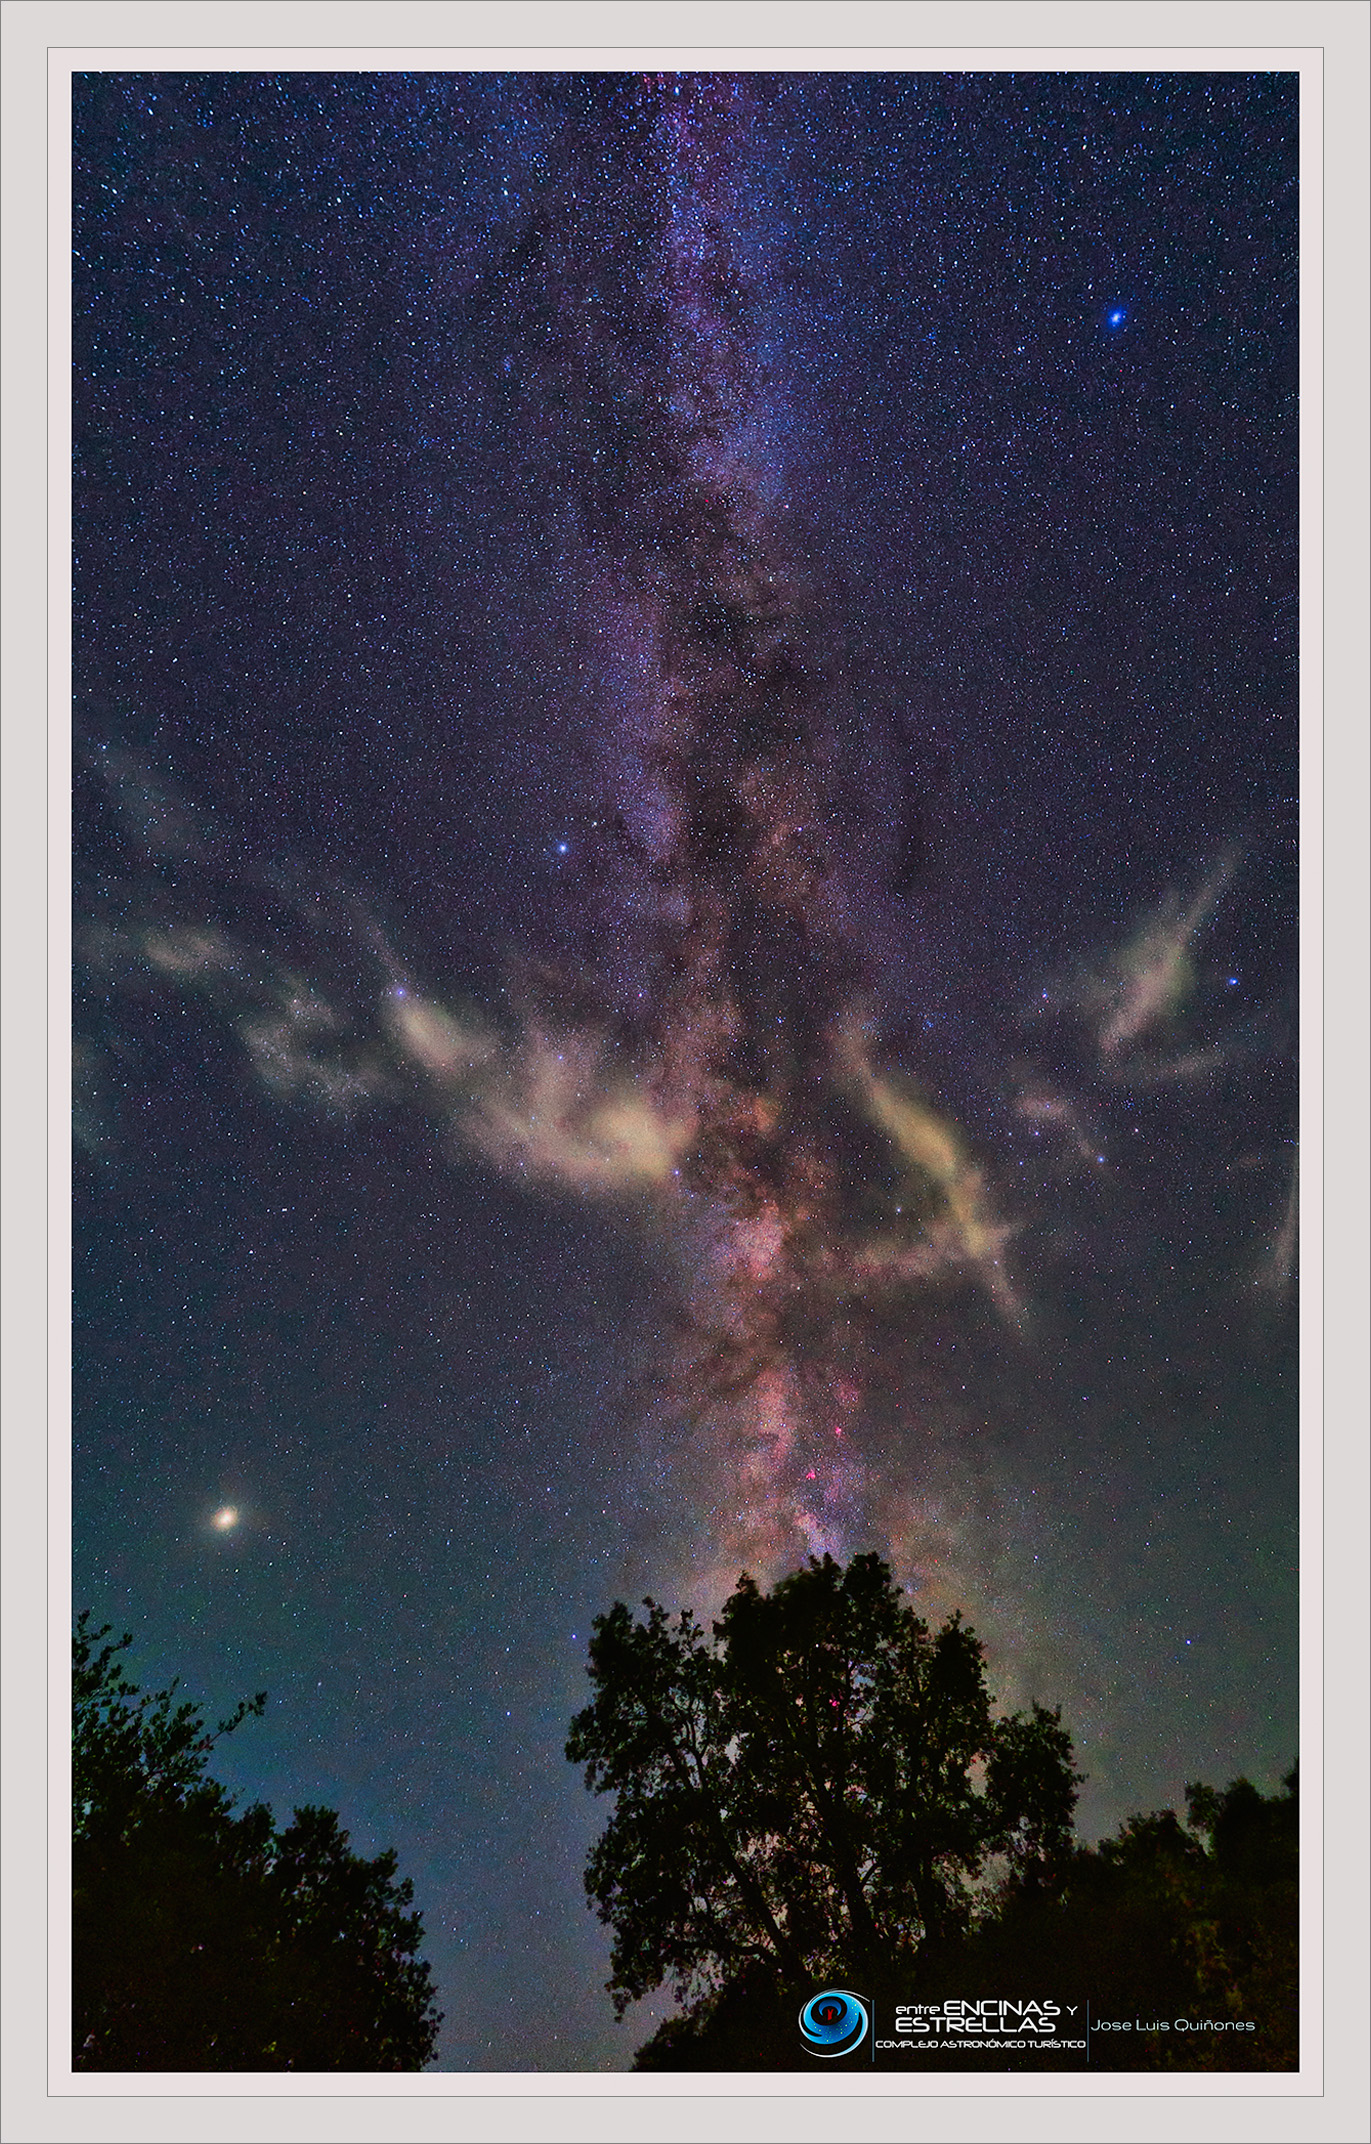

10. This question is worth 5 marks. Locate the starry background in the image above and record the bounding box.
[72,72,1298,2070]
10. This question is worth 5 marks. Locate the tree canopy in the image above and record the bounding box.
[565,1552,1080,2018]
[889,1763,1300,2074]
[73,1613,443,2070]
[626,1765,1298,2072]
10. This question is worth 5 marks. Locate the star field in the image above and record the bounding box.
[73,71,1297,2070]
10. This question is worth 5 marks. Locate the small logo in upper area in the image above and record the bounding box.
[799,1988,869,2058]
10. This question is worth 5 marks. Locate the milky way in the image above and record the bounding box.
[73,70,1298,2065]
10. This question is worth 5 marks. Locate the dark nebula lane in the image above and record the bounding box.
[73,70,1298,2067]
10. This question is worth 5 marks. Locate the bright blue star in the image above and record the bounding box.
[555,839,569,856]
[1107,308,1126,328]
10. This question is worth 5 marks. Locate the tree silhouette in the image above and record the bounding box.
[902,1766,1299,2072]
[628,1769,1298,2072]
[73,1613,443,2070]
[566,1553,1080,2021]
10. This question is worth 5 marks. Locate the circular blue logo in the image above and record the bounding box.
[798,1988,869,2058]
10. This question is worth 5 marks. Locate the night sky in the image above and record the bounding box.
[72,71,1298,2072]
